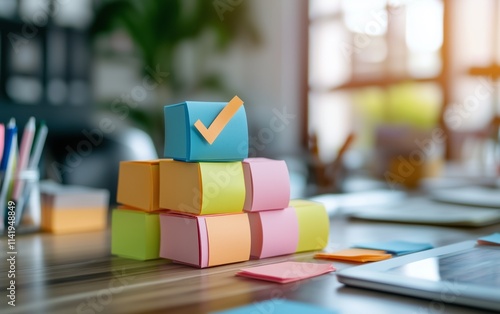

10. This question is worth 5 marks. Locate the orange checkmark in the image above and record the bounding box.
[194,96,244,145]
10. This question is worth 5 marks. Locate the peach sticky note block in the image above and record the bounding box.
[314,249,392,263]
[117,160,165,212]
[243,158,290,212]
[40,182,109,234]
[236,261,336,284]
[248,207,298,259]
[159,160,245,215]
[205,215,251,266]
[159,212,251,268]
[290,200,329,253]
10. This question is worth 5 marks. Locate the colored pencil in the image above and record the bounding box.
[13,117,36,201]
[0,123,4,168]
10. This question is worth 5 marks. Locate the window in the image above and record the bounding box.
[308,0,445,162]
[308,0,500,163]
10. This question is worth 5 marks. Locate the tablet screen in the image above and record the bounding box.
[386,246,500,288]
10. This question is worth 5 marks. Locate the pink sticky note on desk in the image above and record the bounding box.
[236,261,335,284]
[243,158,290,212]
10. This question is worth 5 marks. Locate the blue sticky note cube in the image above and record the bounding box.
[164,101,249,162]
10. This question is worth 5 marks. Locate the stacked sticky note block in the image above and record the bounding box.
[159,100,251,267]
[111,160,161,260]
[243,159,330,258]
[111,97,330,267]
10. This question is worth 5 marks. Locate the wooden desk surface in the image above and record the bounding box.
[2,214,499,314]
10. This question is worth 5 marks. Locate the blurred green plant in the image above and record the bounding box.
[90,0,259,151]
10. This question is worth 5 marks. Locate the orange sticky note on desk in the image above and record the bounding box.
[314,249,392,263]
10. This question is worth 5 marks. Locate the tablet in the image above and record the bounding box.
[337,241,500,311]
[348,198,500,227]
[431,187,500,208]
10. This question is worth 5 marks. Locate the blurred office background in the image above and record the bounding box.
[1,0,499,201]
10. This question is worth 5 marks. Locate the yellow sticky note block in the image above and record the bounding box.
[159,160,245,215]
[205,214,251,266]
[117,160,166,211]
[290,199,329,253]
[314,249,392,263]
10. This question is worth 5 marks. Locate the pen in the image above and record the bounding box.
[28,121,48,170]
[0,119,16,171]
[16,121,48,227]
[0,119,16,190]
[0,119,18,231]
[0,123,4,168]
[13,117,35,201]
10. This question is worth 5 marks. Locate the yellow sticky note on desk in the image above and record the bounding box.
[159,160,245,215]
[290,199,329,253]
[315,248,392,263]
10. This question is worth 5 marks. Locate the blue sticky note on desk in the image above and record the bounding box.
[478,233,500,245]
[353,241,433,256]
[214,299,337,314]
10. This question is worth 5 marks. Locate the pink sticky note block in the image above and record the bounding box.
[243,158,290,212]
[248,207,299,259]
[236,261,335,284]
[159,212,251,268]
[159,214,200,266]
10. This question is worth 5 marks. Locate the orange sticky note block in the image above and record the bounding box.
[41,183,109,234]
[290,200,329,253]
[159,212,251,268]
[236,261,336,284]
[159,160,245,215]
[117,160,167,212]
[205,214,251,266]
[314,249,392,263]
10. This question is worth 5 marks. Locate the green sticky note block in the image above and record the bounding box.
[111,209,160,260]
[290,200,329,253]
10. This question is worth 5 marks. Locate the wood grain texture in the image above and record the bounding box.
[2,214,499,314]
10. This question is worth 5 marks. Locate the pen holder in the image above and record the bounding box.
[13,169,41,233]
